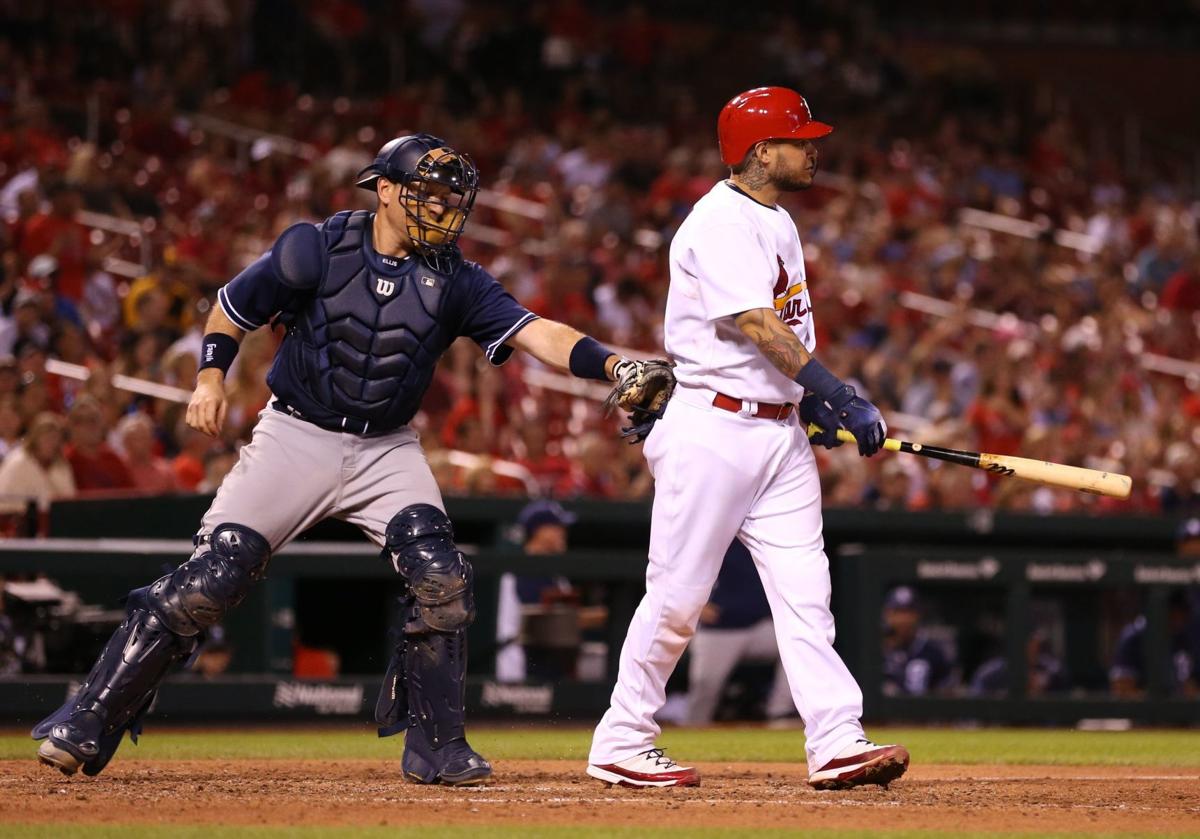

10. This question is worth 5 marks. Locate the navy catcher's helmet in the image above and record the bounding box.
[356,133,480,271]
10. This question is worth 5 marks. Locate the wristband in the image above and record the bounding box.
[793,358,854,407]
[199,333,240,375]
[569,336,616,381]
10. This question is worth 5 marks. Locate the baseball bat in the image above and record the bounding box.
[807,424,1132,499]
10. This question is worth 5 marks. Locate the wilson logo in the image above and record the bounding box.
[375,278,396,297]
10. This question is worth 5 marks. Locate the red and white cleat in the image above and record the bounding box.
[587,748,701,788]
[808,739,909,790]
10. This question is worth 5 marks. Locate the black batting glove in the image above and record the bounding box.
[829,388,887,457]
[793,358,887,457]
[798,393,843,450]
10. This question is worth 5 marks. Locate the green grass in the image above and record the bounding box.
[5,829,1197,839]
[4,725,1200,766]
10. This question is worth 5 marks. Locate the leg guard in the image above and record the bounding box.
[374,595,412,738]
[399,620,490,785]
[383,504,475,631]
[32,523,270,776]
[377,505,490,784]
[375,597,491,784]
[147,523,272,636]
[32,599,195,776]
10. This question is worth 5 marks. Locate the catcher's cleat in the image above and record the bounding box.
[37,738,86,776]
[402,725,492,786]
[587,748,700,788]
[808,739,909,790]
[34,710,105,776]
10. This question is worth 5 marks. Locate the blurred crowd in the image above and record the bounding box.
[0,0,1198,528]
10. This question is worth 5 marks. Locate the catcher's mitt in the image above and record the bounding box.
[603,358,676,443]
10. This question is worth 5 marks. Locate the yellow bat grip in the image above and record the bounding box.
[806,423,902,452]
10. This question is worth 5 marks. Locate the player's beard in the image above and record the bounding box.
[774,158,818,192]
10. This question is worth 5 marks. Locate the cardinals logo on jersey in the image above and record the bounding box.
[773,255,790,298]
[773,255,809,326]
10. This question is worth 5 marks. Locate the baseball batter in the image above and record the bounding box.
[33,133,660,785]
[588,88,910,789]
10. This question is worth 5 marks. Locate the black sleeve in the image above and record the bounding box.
[452,264,539,366]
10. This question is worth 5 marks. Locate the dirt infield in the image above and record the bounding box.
[3,759,1199,834]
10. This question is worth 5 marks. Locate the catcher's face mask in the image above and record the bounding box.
[396,147,478,265]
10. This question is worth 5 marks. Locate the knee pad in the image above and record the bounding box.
[385,505,475,632]
[147,523,271,636]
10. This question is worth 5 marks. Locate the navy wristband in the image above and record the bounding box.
[569,336,616,381]
[199,333,240,375]
[793,358,853,407]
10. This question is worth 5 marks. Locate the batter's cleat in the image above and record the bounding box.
[808,739,910,790]
[402,726,492,786]
[587,748,701,788]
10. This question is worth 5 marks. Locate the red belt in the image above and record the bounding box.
[712,392,794,420]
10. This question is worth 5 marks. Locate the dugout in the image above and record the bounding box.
[0,494,1193,726]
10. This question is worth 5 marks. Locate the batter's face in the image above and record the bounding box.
[763,139,819,191]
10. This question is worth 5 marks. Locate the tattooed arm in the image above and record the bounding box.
[733,308,813,378]
[734,307,887,456]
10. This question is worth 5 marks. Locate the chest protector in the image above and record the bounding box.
[269,211,455,430]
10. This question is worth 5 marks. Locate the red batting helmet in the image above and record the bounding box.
[717,87,834,166]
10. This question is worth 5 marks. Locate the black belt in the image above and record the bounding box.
[272,400,372,435]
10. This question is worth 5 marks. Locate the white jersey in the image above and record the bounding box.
[665,181,815,403]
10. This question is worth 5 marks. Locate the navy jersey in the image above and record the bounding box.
[969,652,1067,696]
[882,633,954,696]
[216,213,536,432]
[1109,615,1200,693]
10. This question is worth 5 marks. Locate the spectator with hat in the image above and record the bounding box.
[881,586,956,696]
[495,499,594,682]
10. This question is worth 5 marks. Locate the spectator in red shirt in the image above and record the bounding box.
[966,380,1025,457]
[557,432,624,498]
[115,412,178,494]
[171,420,213,492]
[1161,253,1200,312]
[63,395,134,492]
[514,422,573,496]
[18,182,90,301]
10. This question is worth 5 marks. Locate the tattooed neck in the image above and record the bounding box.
[737,163,769,190]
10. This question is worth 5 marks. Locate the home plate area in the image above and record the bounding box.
[2,759,1197,835]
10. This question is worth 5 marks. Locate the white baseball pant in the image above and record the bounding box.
[589,386,866,770]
